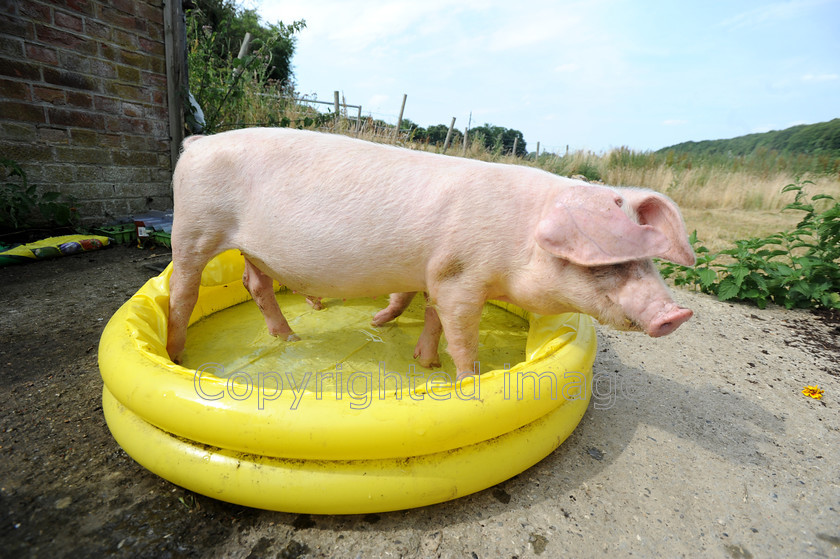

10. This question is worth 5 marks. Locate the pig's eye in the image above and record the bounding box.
[589,262,631,281]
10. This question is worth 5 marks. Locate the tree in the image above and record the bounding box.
[189,0,305,88]
[468,123,526,156]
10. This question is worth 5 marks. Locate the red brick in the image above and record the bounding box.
[90,59,117,79]
[58,51,91,74]
[104,115,121,133]
[66,91,93,108]
[19,1,51,21]
[119,49,148,69]
[0,100,46,123]
[145,103,166,119]
[43,67,98,91]
[139,37,165,57]
[113,29,139,49]
[117,64,141,83]
[138,2,164,25]
[142,71,166,89]
[33,85,66,104]
[36,24,97,55]
[0,36,24,57]
[54,10,84,33]
[145,20,163,42]
[0,141,53,162]
[122,101,144,118]
[0,14,33,40]
[94,95,119,113]
[148,57,165,74]
[102,133,122,147]
[0,78,30,100]
[123,134,151,151]
[105,82,149,103]
[66,0,96,17]
[69,128,100,146]
[111,0,136,15]
[55,145,112,165]
[38,127,70,145]
[86,20,111,41]
[99,43,118,62]
[113,149,158,166]
[0,122,37,142]
[0,57,41,80]
[100,6,136,32]
[25,44,59,65]
[48,107,105,130]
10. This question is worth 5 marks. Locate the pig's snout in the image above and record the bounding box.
[645,306,693,337]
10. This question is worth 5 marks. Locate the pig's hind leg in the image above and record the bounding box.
[414,294,443,368]
[242,258,301,342]
[371,292,417,326]
[167,259,204,363]
[372,292,442,368]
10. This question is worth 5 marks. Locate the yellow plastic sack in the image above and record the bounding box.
[0,235,110,266]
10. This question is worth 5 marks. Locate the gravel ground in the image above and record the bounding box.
[1,244,838,558]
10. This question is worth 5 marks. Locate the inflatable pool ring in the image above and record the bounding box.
[99,250,597,513]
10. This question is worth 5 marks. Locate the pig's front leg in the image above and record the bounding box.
[431,289,484,379]
[371,292,417,326]
[242,258,300,342]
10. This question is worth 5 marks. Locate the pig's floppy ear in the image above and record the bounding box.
[536,186,696,267]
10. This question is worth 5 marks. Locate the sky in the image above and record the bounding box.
[252,0,840,153]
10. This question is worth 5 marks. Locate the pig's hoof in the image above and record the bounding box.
[286,333,301,342]
[456,371,476,381]
[305,296,324,310]
[414,349,441,369]
[371,311,395,327]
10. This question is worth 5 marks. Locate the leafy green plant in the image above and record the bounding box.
[659,180,840,310]
[186,4,306,133]
[1,158,78,230]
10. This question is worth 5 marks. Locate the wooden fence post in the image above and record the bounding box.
[512,136,519,157]
[233,32,252,76]
[163,0,187,172]
[394,93,407,141]
[462,112,472,155]
[443,116,456,153]
[333,91,340,123]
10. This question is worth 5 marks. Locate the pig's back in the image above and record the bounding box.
[172,128,553,296]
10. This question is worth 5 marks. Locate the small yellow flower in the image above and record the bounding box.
[802,385,824,400]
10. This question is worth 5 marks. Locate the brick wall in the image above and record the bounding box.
[0,0,175,225]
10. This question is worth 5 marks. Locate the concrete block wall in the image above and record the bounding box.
[0,0,174,225]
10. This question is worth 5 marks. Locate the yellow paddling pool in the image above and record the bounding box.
[99,250,597,513]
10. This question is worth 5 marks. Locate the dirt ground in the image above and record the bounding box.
[1,244,838,558]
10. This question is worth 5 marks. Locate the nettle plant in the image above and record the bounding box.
[1,158,77,231]
[659,180,840,310]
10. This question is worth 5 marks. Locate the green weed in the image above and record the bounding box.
[1,158,78,231]
[659,180,840,310]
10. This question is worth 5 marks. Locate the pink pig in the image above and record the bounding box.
[166,128,694,377]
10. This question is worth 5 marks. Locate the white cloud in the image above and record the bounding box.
[367,94,391,111]
[718,0,832,30]
[554,63,579,73]
[802,73,839,82]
